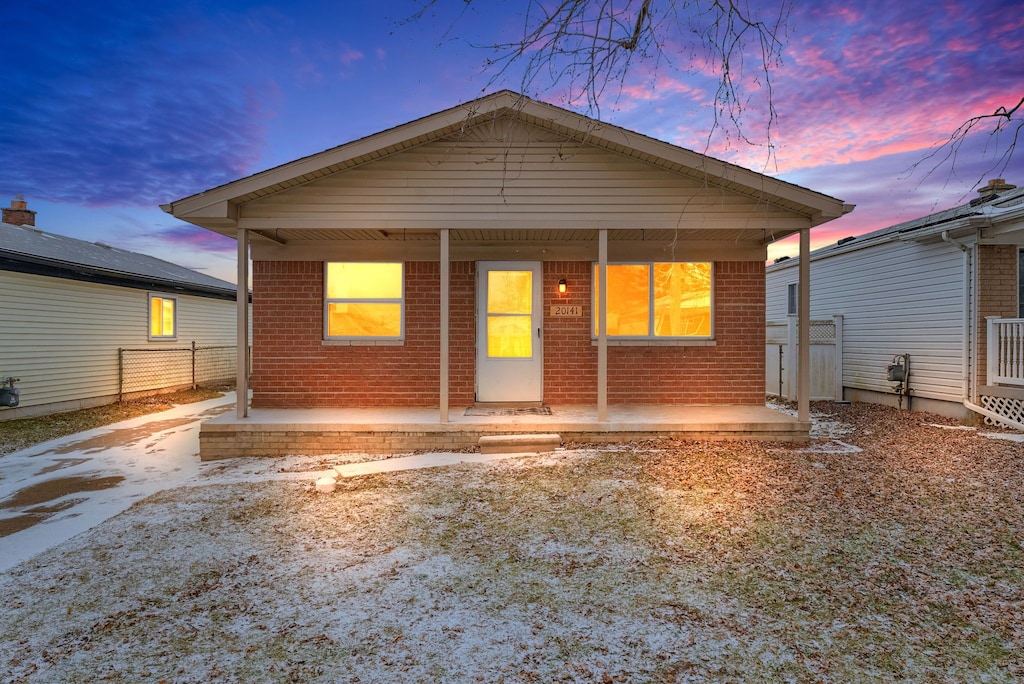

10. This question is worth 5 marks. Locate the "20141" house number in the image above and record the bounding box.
[550,305,583,317]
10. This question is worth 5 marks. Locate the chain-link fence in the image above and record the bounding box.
[118,343,242,400]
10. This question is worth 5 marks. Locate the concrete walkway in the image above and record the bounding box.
[0,394,237,572]
[0,394,551,573]
[334,450,536,478]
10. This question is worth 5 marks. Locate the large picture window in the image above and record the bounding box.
[325,262,404,339]
[149,294,177,340]
[593,262,712,338]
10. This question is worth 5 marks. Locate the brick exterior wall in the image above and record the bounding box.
[252,259,766,408]
[976,245,1018,390]
[252,261,475,408]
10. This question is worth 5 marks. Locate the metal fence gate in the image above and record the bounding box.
[118,342,239,400]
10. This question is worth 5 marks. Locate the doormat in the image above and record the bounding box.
[464,406,553,417]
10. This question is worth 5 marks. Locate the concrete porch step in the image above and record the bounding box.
[478,433,562,454]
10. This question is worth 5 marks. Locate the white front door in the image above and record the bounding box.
[476,261,543,402]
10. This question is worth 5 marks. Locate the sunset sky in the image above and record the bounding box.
[2,0,1021,284]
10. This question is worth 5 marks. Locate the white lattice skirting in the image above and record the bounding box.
[980,394,1024,428]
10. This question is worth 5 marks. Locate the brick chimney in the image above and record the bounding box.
[976,178,1017,195]
[2,195,36,226]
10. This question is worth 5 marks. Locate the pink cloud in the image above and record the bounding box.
[339,46,364,66]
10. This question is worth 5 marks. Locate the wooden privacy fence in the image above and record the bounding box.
[766,315,844,402]
[118,343,239,400]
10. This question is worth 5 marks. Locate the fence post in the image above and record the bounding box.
[192,340,197,389]
[118,348,124,402]
[786,314,798,401]
[833,314,844,401]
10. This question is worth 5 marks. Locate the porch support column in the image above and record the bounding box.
[236,227,249,419]
[439,229,450,423]
[798,227,810,423]
[598,229,608,421]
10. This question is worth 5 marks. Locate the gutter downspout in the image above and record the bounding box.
[942,228,1006,427]
[941,230,971,407]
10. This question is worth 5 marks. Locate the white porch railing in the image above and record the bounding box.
[988,317,1024,387]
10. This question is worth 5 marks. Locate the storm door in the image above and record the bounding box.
[476,261,543,402]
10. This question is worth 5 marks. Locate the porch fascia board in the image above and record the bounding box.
[235,218,814,233]
[250,239,768,262]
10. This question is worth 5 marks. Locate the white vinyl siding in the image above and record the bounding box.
[766,239,966,404]
[0,270,236,413]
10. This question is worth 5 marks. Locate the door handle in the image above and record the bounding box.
[537,327,541,338]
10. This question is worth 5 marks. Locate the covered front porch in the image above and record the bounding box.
[198,403,809,460]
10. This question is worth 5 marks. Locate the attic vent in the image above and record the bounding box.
[837,236,856,246]
[774,256,790,264]
[970,193,999,207]
[95,242,113,249]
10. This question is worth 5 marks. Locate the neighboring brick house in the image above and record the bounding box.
[164,91,849,423]
[766,180,1024,427]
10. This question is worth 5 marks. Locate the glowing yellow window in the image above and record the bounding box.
[149,295,176,339]
[325,263,404,339]
[487,270,533,357]
[653,263,712,337]
[593,263,712,339]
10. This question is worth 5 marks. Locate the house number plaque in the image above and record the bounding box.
[550,305,583,317]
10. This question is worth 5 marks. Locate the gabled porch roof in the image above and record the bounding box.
[163,90,852,246]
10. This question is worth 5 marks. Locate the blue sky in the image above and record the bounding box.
[2,0,1021,284]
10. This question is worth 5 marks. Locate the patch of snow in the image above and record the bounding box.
[792,440,863,455]
[0,393,238,573]
[979,432,1024,442]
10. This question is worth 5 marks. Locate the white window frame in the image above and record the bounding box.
[323,262,405,343]
[148,293,178,341]
[1018,249,1024,318]
[787,282,798,315]
[591,261,714,342]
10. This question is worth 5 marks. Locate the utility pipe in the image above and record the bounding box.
[963,398,1024,432]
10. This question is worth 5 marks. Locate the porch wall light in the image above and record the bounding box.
[558,278,567,294]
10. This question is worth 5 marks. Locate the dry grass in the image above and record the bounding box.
[0,402,1021,682]
[0,387,226,456]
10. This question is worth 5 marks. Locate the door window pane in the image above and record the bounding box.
[487,315,533,357]
[487,271,533,314]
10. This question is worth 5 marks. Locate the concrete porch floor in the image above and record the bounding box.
[199,404,810,460]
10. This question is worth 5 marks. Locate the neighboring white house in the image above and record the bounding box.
[0,197,239,420]
[766,179,1024,426]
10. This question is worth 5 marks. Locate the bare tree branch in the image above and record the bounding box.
[411,0,793,163]
[908,96,1024,190]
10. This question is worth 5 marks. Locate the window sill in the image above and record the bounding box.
[322,339,404,347]
[590,339,716,347]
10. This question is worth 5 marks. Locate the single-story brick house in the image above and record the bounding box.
[163,91,850,452]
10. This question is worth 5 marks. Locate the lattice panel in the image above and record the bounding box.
[980,394,1024,429]
[809,322,835,341]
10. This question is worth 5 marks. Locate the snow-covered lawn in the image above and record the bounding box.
[1,403,1022,682]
